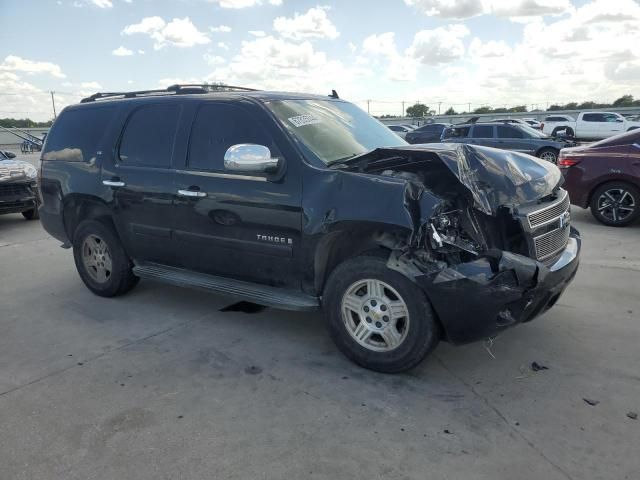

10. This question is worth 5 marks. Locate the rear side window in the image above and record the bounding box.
[582,113,605,122]
[119,104,180,168]
[187,103,279,172]
[545,116,570,122]
[471,125,494,138]
[42,106,117,162]
[497,126,524,139]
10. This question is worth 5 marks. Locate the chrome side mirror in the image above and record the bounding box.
[224,144,280,174]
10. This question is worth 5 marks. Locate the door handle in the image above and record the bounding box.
[178,189,207,198]
[103,179,125,187]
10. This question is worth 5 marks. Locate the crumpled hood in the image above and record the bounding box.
[351,143,562,215]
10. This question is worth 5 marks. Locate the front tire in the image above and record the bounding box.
[590,182,640,227]
[323,255,440,373]
[537,147,558,163]
[72,219,139,297]
[22,208,39,220]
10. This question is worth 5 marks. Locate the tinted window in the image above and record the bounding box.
[545,116,571,122]
[119,104,180,167]
[188,103,279,171]
[471,125,494,138]
[442,126,469,139]
[582,113,605,122]
[417,125,439,133]
[42,106,117,162]
[389,126,403,131]
[603,113,621,122]
[497,126,524,139]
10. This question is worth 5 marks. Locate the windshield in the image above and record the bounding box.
[266,99,407,164]
[517,124,548,138]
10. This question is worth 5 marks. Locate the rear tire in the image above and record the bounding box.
[537,148,558,163]
[323,255,440,373]
[72,219,139,297]
[590,182,640,227]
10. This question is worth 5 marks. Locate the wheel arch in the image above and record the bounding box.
[587,177,640,207]
[313,222,412,295]
[62,194,118,242]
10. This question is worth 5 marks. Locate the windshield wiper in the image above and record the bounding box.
[328,151,371,168]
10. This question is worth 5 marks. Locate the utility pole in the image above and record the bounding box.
[401,100,405,118]
[468,102,471,113]
[366,99,370,114]
[438,102,442,115]
[50,91,57,118]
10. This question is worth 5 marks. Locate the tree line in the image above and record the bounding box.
[387,94,640,118]
[0,118,53,128]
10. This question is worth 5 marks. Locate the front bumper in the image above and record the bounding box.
[0,181,38,215]
[419,228,581,344]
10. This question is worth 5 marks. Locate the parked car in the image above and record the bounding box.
[0,150,40,220]
[442,123,574,163]
[559,129,640,226]
[542,111,640,140]
[38,84,580,373]
[387,125,412,139]
[522,118,543,129]
[405,123,451,144]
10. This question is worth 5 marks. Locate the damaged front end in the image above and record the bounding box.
[344,143,581,344]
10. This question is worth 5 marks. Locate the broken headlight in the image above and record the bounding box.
[429,210,479,255]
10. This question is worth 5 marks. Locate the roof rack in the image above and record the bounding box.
[80,83,259,103]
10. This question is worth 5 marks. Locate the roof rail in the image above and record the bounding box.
[80,83,259,103]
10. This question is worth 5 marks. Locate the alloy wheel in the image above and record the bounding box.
[81,234,113,283]
[341,279,410,352]
[539,150,557,162]
[597,188,636,223]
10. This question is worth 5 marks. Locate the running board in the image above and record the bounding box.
[133,262,320,311]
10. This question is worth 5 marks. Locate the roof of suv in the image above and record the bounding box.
[67,85,342,113]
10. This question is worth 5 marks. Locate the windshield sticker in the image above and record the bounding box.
[288,115,321,128]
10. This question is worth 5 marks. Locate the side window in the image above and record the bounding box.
[582,113,605,122]
[119,104,180,168]
[603,113,620,122]
[42,106,117,162]
[471,125,494,138]
[187,103,279,172]
[389,126,402,131]
[497,126,524,139]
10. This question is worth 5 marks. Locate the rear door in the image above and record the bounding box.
[469,125,496,147]
[579,113,607,139]
[101,102,182,264]
[171,101,303,288]
[495,125,535,154]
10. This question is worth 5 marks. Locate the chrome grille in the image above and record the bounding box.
[528,191,570,228]
[534,226,571,260]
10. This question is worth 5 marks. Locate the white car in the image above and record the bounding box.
[542,112,640,140]
[387,125,412,139]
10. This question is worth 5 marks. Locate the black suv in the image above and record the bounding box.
[1,150,40,220]
[39,85,581,373]
[442,123,575,163]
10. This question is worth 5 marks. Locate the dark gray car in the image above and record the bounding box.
[441,123,574,163]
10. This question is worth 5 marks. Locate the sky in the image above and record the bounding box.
[0,0,639,121]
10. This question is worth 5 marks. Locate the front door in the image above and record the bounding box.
[172,101,303,289]
[495,125,535,155]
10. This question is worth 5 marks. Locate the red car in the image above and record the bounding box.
[559,129,640,226]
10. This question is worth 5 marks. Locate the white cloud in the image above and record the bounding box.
[203,53,226,65]
[208,0,282,8]
[408,24,469,64]
[217,41,230,50]
[468,38,512,57]
[210,25,232,32]
[249,30,266,37]
[112,46,134,56]
[361,32,418,81]
[74,0,113,7]
[206,35,369,95]
[123,16,210,49]
[273,6,339,40]
[0,55,65,78]
[404,0,571,19]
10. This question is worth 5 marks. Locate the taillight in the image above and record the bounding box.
[558,157,580,168]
